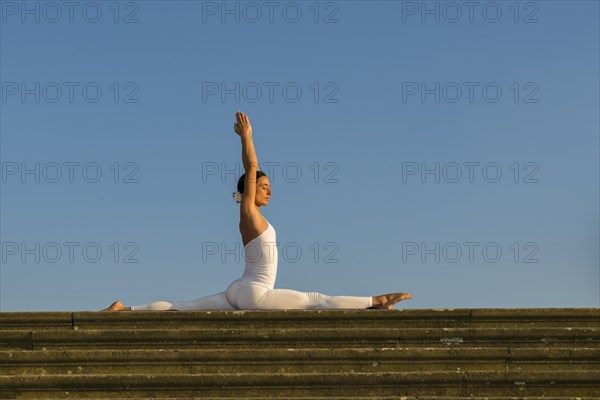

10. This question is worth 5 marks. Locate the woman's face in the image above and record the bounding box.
[255,176,272,207]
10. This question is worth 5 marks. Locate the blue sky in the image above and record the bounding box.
[1,0,598,311]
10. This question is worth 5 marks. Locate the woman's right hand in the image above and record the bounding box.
[234,111,253,138]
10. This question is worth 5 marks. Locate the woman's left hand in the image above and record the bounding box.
[234,111,253,138]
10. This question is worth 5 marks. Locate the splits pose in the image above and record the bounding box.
[103,112,413,311]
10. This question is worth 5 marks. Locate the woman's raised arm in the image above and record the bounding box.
[234,111,259,212]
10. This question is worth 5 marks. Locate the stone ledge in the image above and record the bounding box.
[1,308,598,326]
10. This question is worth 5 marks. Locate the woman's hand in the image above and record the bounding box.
[234,111,253,138]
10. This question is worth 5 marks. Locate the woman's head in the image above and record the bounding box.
[236,171,272,207]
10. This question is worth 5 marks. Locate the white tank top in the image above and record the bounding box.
[241,219,278,289]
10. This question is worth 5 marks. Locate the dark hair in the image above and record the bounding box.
[237,170,267,194]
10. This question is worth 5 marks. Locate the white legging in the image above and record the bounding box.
[130,290,236,311]
[130,278,373,310]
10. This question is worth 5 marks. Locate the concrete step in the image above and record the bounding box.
[1,308,598,399]
[2,327,598,350]
[3,397,600,400]
[2,309,599,330]
[1,370,599,397]
[1,347,598,375]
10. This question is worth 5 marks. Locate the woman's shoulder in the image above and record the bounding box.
[239,209,267,229]
[239,212,269,246]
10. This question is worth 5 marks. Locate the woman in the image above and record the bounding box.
[103,111,413,311]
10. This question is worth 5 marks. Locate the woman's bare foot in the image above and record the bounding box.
[101,301,131,311]
[371,292,413,309]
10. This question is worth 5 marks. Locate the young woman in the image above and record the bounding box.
[103,112,413,311]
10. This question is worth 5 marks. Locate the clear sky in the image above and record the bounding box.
[1,0,598,311]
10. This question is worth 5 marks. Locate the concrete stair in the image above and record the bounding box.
[0,308,598,399]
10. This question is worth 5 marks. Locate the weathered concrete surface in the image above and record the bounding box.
[0,308,598,399]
